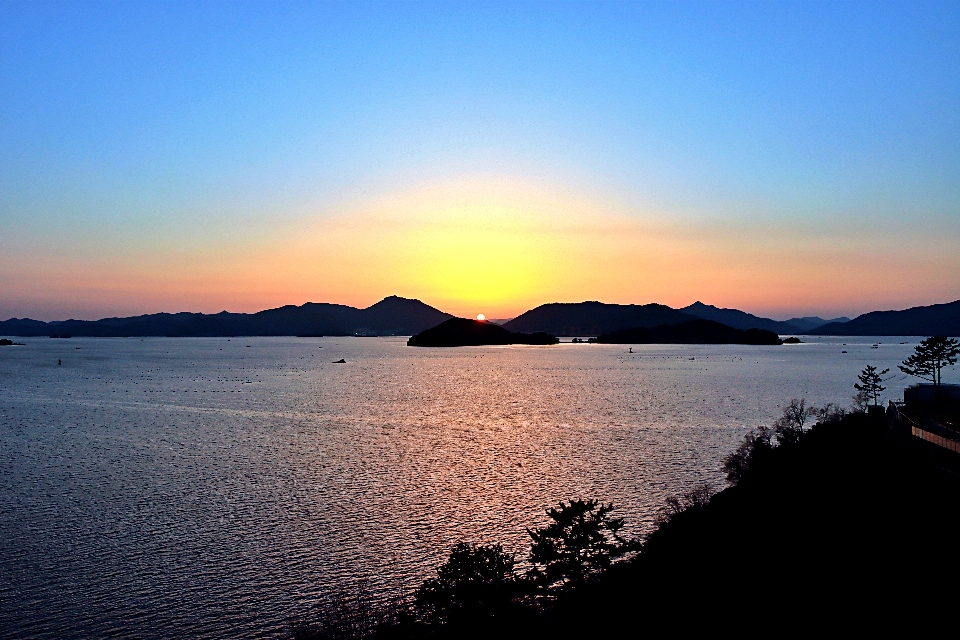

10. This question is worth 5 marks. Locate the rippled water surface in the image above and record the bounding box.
[0,336,932,638]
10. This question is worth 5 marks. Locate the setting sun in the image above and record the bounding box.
[477,314,485,321]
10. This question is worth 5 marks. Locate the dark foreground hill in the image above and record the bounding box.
[679,301,801,333]
[407,318,558,347]
[308,410,960,639]
[595,319,783,345]
[503,302,694,336]
[812,299,960,336]
[0,296,451,337]
[545,413,960,635]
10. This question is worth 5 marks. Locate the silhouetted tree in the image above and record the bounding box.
[812,402,845,424]
[854,365,890,408]
[414,543,520,626]
[725,398,843,485]
[851,389,872,414]
[527,499,638,594]
[653,484,715,529]
[773,398,812,445]
[724,425,774,485]
[899,336,959,391]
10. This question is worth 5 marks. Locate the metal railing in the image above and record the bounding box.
[910,425,960,454]
[890,400,960,454]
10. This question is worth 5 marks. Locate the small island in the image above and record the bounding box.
[783,336,803,344]
[0,338,24,346]
[594,319,783,345]
[408,318,559,347]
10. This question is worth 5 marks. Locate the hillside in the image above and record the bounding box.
[503,302,694,337]
[549,412,960,633]
[812,299,960,336]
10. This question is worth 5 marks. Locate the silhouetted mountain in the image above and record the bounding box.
[786,316,851,332]
[0,296,451,337]
[595,319,783,345]
[811,300,960,336]
[503,302,694,337]
[408,318,558,347]
[680,301,799,333]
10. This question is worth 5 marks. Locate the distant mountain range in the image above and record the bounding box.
[679,302,799,333]
[678,302,848,333]
[811,300,960,336]
[2,297,958,338]
[502,301,846,336]
[786,315,851,332]
[0,296,451,337]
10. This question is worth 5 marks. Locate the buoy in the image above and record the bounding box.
[58,359,61,365]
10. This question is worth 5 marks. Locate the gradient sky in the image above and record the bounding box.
[2,1,959,321]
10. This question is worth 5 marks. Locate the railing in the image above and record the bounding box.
[891,400,960,454]
[910,425,960,454]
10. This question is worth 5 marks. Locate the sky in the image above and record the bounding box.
[1,0,959,321]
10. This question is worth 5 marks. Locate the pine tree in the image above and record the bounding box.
[899,336,960,389]
[854,365,889,407]
[526,499,638,594]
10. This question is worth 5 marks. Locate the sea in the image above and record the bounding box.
[0,335,938,638]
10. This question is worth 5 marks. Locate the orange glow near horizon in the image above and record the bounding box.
[3,177,958,321]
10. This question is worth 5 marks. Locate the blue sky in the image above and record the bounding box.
[2,1,959,320]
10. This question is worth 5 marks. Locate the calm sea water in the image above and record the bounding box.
[0,335,938,638]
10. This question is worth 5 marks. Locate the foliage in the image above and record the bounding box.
[414,543,520,625]
[854,365,890,407]
[899,336,960,388]
[527,499,638,594]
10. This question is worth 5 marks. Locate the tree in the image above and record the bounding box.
[526,499,638,594]
[773,398,812,445]
[415,543,520,625]
[725,399,845,485]
[724,425,774,485]
[899,336,960,390]
[851,389,872,414]
[854,365,890,408]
